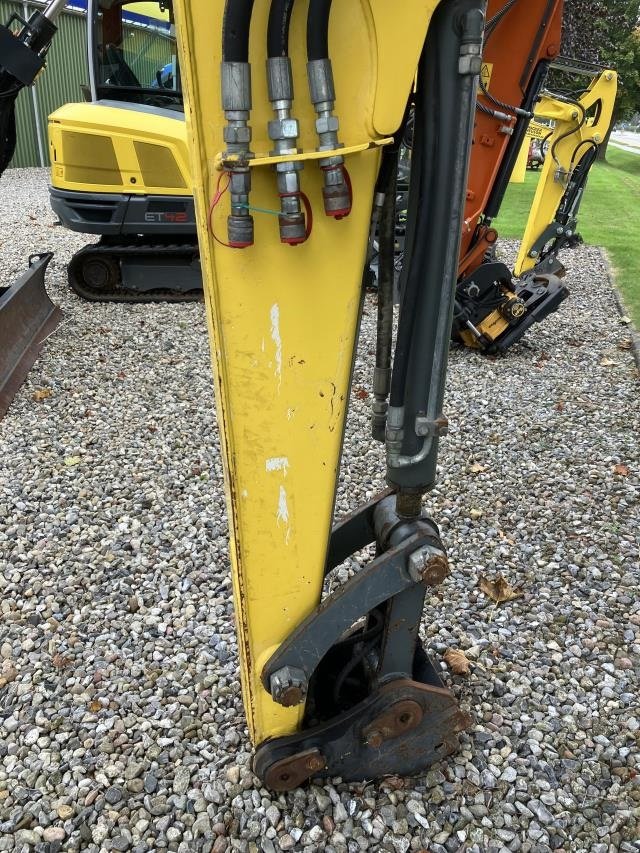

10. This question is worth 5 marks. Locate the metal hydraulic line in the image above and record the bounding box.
[266,0,307,244]
[306,0,351,218]
[221,0,256,247]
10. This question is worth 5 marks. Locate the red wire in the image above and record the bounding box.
[207,171,236,248]
[341,165,353,217]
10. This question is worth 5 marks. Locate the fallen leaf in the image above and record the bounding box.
[443,649,471,676]
[613,463,630,476]
[52,653,71,668]
[618,340,633,351]
[117,370,126,380]
[33,388,52,401]
[600,357,617,367]
[478,573,523,604]
[535,351,550,368]
[567,338,583,347]
[381,775,405,791]
[469,508,484,519]
[88,700,102,713]
[355,388,369,400]
[555,401,565,412]
[469,463,486,474]
[64,456,81,466]
[619,315,632,325]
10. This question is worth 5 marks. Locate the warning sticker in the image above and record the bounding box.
[479,62,493,92]
[526,122,552,140]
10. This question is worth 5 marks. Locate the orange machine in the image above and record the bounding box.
[449,0,574,352]
[461,0,563,274]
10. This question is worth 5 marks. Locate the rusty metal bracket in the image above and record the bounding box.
[0,253,62,419]
[255,672,471,790]
[263,518,444,704]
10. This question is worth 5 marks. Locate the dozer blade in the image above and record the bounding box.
[0,252,61,419]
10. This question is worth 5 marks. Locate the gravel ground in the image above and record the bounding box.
[0,167,639,853]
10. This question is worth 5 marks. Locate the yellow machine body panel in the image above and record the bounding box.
[515,70,617,276]
[48,102,190,196]
[173,0,443,744]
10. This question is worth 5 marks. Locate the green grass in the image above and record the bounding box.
[493,147,640,326]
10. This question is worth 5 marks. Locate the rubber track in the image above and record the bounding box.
[68,240,203,304]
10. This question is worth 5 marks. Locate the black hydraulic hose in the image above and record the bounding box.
[376,147,398,386]
[307,0,332,60]
[267,0,295,57]
[222,0,256,63]
[388,46,429,409]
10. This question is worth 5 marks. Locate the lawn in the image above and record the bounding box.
[493,146,640,326]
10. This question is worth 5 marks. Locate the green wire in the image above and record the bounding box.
[237,203,282,216]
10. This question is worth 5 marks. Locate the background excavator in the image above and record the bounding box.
[49,0,616,359]
[48,0,200,301]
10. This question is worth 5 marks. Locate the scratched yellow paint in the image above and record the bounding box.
[173,0,443,744]
[516,70,617,276]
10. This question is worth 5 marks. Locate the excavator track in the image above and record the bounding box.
[67,239,203,303]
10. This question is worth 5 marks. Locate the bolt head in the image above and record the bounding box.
[422,554,450,587]
[408,547,449,586]
[305,755,325,772]
[366,730,383,748]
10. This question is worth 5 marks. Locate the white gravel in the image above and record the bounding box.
[0,167,639,853]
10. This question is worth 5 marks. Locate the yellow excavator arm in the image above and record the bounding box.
[515,66,617,276]
[173,0,485,788]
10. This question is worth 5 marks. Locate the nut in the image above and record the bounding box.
[223,125,252,145]
[315,115,339,135]
[268,118,299,141]
[269,666,307,707]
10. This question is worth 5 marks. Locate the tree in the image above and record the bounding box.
[561,1,640,156]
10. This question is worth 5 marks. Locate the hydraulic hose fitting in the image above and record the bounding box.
[458,8,484,76]
[221,60,254,247]
[371,365,391,443]
[267,56,306,245]
[307,58,350,218]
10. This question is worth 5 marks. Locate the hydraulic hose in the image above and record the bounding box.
[307,0,332,61]
[222,0,255,62]
[371,146,398,442]
[306,0,351,218]
[266,0,307,244]
[221,0,256,246]
[386,0,485,490]
[268,0,295,58]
